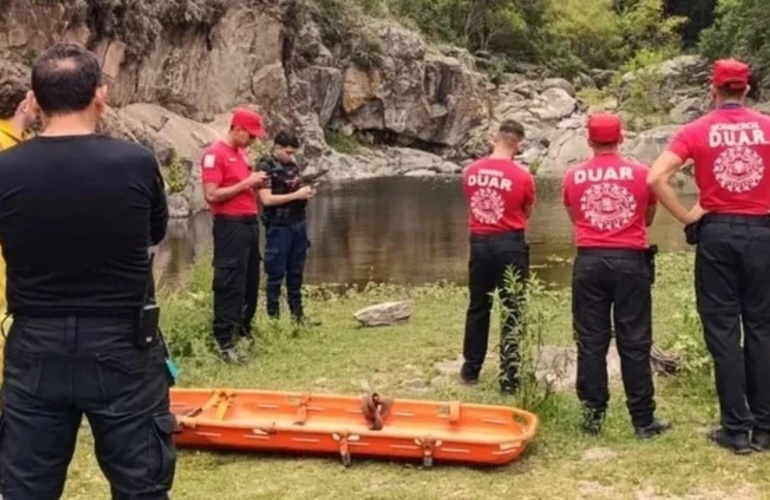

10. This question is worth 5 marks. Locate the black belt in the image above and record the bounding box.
[702,213,770,226]
[469,230,525,242]
[11,307,139,319]
[214,214,258,224]
[577,247,647,259]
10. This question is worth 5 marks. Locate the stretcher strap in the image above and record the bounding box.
[293,392,312,425]
[360,392,393,430]
[178,389,234,428]
[332,432,360,467]
[253,423,277,436]
[214,389,236,421]
[415,436,442,467]
[439,402,461,424]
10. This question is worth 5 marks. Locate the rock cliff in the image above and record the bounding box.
[0,0,762,216]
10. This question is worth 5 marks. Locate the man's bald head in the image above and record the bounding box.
[31,43,103,116]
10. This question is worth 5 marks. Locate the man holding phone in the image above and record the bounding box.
[200,108,268,363]
[257,130,319,327]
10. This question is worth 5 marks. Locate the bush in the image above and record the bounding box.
[324,129,373,155]
[495,268,570,412]
[351,33,384,71]
[608,47,677,130]
[161,150,189,194]
[382,0,687,80]
[309,0,385,70]
[699,0,770,89]
[541,0,685,78]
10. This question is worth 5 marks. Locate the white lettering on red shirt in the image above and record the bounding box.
[463,158,536,234]
[668,107,770,214]
[562,153,656,249]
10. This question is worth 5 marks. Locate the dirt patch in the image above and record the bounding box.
[577,480,617,498]
[581,447,619,461]
[634,485,760,500]
[431,344,623,392]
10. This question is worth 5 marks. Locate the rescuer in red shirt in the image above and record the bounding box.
[648,58,770,454]
[563,114,671,439]
[460,120,535,394]
[200,108,268,363]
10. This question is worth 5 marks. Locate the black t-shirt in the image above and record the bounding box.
[0,134,168,317]
[256,155,307,225]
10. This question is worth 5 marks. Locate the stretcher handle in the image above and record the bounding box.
[509,407,540,441]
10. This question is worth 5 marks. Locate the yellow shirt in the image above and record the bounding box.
[0,119,25,316]
[0,120,23,150]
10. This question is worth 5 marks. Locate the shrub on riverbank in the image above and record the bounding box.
[64,249,749,499]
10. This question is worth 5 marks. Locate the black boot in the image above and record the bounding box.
[634,419,672,439]
[751,428,770,452]
[219,345,248,365]
[459,363,479,386]
[581,408,605,436]
[239,323,256,350]
[709,428,752,455]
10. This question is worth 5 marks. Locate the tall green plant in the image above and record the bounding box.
[494,267,570,412]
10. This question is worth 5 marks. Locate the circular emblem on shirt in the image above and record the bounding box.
[713,146,765,193]
[470,187,505,225]
[580,183,637,231]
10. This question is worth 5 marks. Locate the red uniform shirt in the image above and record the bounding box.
[462,157,536,234]
[562,153,656,249]
[200,140,258,216]
[667,105,770,215]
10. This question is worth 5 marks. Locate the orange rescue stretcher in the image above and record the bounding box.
[169,387,540,467]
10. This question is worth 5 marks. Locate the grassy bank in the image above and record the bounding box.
[61,251,768,499]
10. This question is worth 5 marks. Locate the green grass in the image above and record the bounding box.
[61,251,769,499]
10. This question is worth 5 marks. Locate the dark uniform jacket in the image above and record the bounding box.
[256,155,307,226]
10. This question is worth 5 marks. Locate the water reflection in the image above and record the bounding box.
[153,176,697,289]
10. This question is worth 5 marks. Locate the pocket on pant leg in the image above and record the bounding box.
[2,349,42,400]
[212,258,240,292]
[147,413,178,488]
[95,348,154,412]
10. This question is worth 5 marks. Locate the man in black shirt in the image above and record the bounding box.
[0,43,175,499]
[257,131,318,326]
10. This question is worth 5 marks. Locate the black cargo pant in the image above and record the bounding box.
[212,215,260,350]
[0,315,176,499]
[572,248,656,428]
[461,231,529,390]
[264,220,309,319]
[694,213,770,435]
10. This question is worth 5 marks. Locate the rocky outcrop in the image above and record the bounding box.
[0,0,496,215]
[333,25,489,148]
[0,1,763,217]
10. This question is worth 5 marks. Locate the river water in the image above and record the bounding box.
[153,176,697,290]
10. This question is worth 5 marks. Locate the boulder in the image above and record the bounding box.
[354,301,412,327]
[669,96,708,125]
[623,125,679,165]
[339,24,489,148]
[543,77,576,97]
[538,129,592,176]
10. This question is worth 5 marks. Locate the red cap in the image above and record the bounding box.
[587,113,622,143]
[231,108,266,138]
[712,59,750,90]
